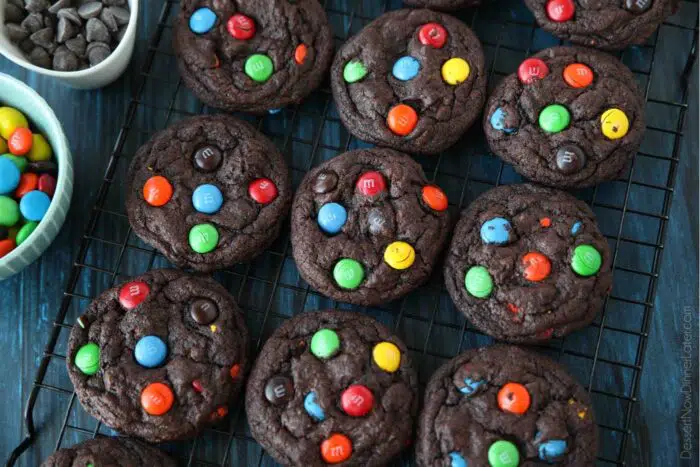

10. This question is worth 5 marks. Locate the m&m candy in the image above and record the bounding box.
[118,281,150,309]
[563,63,594,88]
[19,190,50,221]
[538,438,568,461]
[343,60,368,83]
[310,328,340,359]
[141,382,174,415]
[143,176,173,207]
[333,258,364,289]
[387,104,418,136]
[522,252,551,282]
[418,23,447,48]
[422,185,448,211]
[490,107,518,134]
[0,196,20,227]
[539,104,570,133]
[189,7,217,34]
[189,223,219,253]
[265,375,294,405]
[317,203,347,235]
[571,244,602,276]
[15,222,37,245]
[249,178,278,204]
[192,184,224,214]
[600,108,629,140]
[134,335,168,368]
[38,174,56,197]
[27,134,52,162]
[518,58,549,84]
[356,171,386,197]
[488,440,520,467]
[465,266,493,298]
[449,452,468,467]
[556,145,586,174]
[480,217,512,245]
[0,157,21,195]
[75,342,100,375]
[304,391,326,421]
[373,341,401,373]
[497,382,531,414]
[340,385,374,417]
[193,145,222,172]
[393,56,420,81]
[0,107,28,140]
[295,44,308,65]
[442,58,470,85]
[321,434,352,464]
[8,127,33,156]
[384,241,415,270]
[459,377,486,395]
[190,298,219,325]
[546,0,575,21]
[245,54,274,83]
[227,13,255,40]
[0,239,15,258]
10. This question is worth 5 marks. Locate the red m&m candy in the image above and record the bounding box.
[418,23,447,48]
[249,178,278,204]
[227,13,255,40]
[518,58,549,84]
[15,173,38,198]
[118,281,150,309]
[356,171,386,197]
[546,0,575,22]
[341,385,374,417]
[38,174,56,197]
[0,239,15,258]
[8,127,33,156]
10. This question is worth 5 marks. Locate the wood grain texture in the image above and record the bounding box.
[0,1,697,466]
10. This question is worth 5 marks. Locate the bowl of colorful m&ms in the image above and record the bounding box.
[0,72,72,279]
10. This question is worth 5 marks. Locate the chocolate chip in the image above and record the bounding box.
[24,0,49,13]
[115,25,127,42]
[53,45,79,71]
[29,46,51,67]
[19,38,34,53]
[108,6,130,25]
[48,0,72,14]
[87,41,110,66]
[21,12,44,33]
[77,1,102,19]
[313,171,338,194]
[29,27,55,49]
[5,23,29,42]
[556,145,586,174]
[264,376,294,405]
[102,0,126,5]
[85,17,110,42]
[189,298,219,325]
[193,146,222,171]
[4,4,26,23]
[65,34,86,56]
[56,17,79,43]
[99,7,118,32]
[57,8,82,26]
[43,14,55,29]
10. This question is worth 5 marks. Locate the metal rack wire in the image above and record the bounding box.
[6,0,698,465]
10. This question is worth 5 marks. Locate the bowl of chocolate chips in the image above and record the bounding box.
[0,0,139,89]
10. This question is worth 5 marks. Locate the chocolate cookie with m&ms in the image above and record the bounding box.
[40,438,176,467]
[291,148,451,306]
[173,0,334,113]
[484,47,645,188]
[246,310,418,466]
[126,115,291,272]
[330,9,486,155]
[67,269,249,443]
[524,0,678,50]
[417,345,598,466]
[444,184,613,343]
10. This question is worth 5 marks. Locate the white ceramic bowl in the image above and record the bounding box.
[0,72,73,280]
[0,0,139,89]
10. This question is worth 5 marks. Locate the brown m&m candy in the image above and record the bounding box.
[556,145,586,174]
[625,0,653,13]
[265,375,294,405]
[193,145,222,172]
[313,170,338,194]
[190,298,219,324]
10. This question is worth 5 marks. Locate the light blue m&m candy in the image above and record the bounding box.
[490,107,517,134]
[392,56,420,81]
[459,377,485,396]
[304,391,325,421]
[317,202,347,235]
[538,439,567,462]
[192,184,224,214]
[134,335,168,368]
[0,157,20,194]
[449,452,468,467]
[480,217,512,245]
[190,8,217,34]
[19,190,50,221]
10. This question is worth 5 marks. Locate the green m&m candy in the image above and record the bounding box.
[333,258,364,289]
[0,196,19,227]
[343,60,368,83]
[538,104,570,133]
[488,440,520,467]
[310,328,340,359]
[75,342,100,376]
[189,223,219,253]
[465,265,493,298]
[16,221,38,245]
[571,244,602,276]
[245,54,274,82]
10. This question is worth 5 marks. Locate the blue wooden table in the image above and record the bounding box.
[0,1,697,466]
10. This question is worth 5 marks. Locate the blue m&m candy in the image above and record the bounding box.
[134,335,168,368]
[459,377,485,395]
[538,438,567,461]
[192,184,224,214]
[0,157,20,194]
[190,8,217,34]
[304,391,326,421]
[480,217,512,245]
[317,202,347,235]
[490,107,517,134]
[571,221,583,236]
[19,190,50,221]
[392,56,420,81]
[449,452,468,467]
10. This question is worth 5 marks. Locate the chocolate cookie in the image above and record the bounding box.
[417,345,598,466]
[246,310,419,466]
[524,0,678,50]
[67,269,249,443]
[40,437,176,467]
[484,47,645,188]
[291,148,451,306]
[173,0,334,113]
[330,9,486,155]
[126,115,291,272]
[404,0,482,10]
[444,184,613,343]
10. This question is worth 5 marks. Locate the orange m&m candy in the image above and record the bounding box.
[422,185,448,211]
[563,63,594,88]
[522,252,551,282]
[143,176,173,207]
[141,382,174,415]
[498,382,531,415]
[8,127,33,156]
[15,172,38,198]
[295,44,308,65]
[387,104,418,136]
[321,433,353,464]
[539,217,552,227]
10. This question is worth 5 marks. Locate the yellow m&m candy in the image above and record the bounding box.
[373,341,401,373]
[384,241,415,270]
[442,58,470,85]
[600,108,629,140]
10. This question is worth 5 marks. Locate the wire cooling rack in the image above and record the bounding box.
[6,0,698,465]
